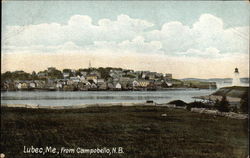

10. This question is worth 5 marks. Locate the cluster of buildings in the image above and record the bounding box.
[2,67,174,91]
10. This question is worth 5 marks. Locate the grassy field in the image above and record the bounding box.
[0,106,248,158]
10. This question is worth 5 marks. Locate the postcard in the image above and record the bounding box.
[1,1,249,158]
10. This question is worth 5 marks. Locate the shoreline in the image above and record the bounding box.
[1,102,248,120]
[1,87,216,92]
[1,102,151,109]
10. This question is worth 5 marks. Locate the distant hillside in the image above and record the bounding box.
[212,86,249,99]
[181,78,249,84]
[182,78,230,81]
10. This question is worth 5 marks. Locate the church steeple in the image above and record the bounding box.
[89,60,92,69]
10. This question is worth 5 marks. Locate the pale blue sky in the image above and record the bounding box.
[2,1,249,29]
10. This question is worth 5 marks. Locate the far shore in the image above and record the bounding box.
[1,87,215,92]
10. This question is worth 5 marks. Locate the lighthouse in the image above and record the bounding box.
[232,68,240,86]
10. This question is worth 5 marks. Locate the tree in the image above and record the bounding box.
[31,71,39,80]
[123,74,136,78]
[48,69,63,79]
[97,67,110,79]
[240,92,248,114]
[62,69,72,73]
[1,71,12,81]
[62,69,74,77]
[32,71,36,76]
[218,96,230,112]
[75,70,81,76]
[214,99,220,108]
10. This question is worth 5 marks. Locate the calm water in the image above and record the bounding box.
[1,89,215,106]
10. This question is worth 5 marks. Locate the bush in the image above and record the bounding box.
[168,100,188,107]
[213,99,220,109]
[231,106,238,113]
[240,97,248,114]
[186,101,210,111]
[217,96,230,112]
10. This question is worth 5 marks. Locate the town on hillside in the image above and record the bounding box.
[1,67,217,91]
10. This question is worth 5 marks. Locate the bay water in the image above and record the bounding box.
[1,89,215,106]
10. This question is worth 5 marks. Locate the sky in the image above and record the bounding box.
[1,1,249,79]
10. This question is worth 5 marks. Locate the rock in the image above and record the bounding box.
[0,153,5,158]
[165,104,176,108]
[191,108,206,113]
[161,114,167,117]
[145,127,151,131]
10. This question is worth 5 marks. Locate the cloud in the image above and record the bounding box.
[145,21,194,53]
[2,13,249,60]
[193,14,223,34]
[145,14,249,56]
[3,14,154,46]
[176,47,222,58]
[3,38,163,55]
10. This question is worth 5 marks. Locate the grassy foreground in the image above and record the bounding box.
[0,106,248,158]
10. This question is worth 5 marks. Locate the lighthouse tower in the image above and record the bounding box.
[232,68,240,86]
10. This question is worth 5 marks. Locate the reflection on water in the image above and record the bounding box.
[1,89,215,106]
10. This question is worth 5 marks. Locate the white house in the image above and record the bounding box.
[132,80,140,87]
[29,82,36,88]
[80,71,87,76]
[91,83,97,89]
[56,83,63,88]
[63,72,70,78]
[115,82,122,89]
[70,77,80,83]
[165,81,173,87]
[97,79,105,83]
[80,76,86,82]
[15,82,22,89]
